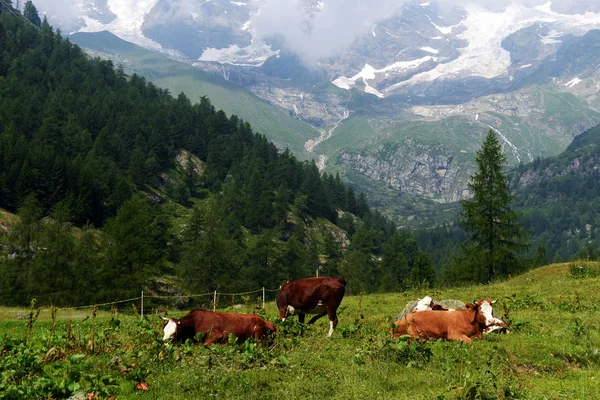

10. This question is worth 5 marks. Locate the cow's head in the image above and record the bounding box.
[475,298,508,330]
[279,305,297,321]
[413,296,433,312]
[254,320,277,342]
[162,317,180,341]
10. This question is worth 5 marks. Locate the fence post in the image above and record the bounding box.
[213,290,217,312]
[141,290,144,320]
[262,287,265,309]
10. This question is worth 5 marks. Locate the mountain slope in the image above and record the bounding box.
[511,123,600,260]
[57,1,600,207]
[417,122,600,265]
[70,31,320,155]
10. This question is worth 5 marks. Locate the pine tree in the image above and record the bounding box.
[408,253,435,288]
[379,231,409,291]
[459,130,529,282]
[23,1,41,27]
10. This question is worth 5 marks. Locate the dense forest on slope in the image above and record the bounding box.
[0,9,434,306]
[511,123,600,261]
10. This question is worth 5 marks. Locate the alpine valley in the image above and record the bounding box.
[43,0,600,224]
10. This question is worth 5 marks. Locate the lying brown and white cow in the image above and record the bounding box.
[162,309,276,344]
[391,298,507,343]
[276,277,346,337]
[405,296,507,334]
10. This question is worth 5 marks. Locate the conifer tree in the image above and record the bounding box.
[459,130,529,282]
[23,1,40,27]
[408,253,435,288]
[379,231,409,291]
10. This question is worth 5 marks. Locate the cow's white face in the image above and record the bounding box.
[478,300,505,328]
[162,318,178,341]
[413,296,433,312]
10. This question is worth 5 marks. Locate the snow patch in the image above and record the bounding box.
[333,57,437,96]
[394,3,600,89]
[420,47,439,54]
[539,29,563,44]
[425,12,459,35]
[519,64,532,69]
[382,26,400,39]
[565,77,582,88]
[241,20,251,30]
[364,85,385,98]
[77,0,162,50]
[230,1,247,5]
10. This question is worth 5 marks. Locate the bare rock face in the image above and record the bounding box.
[338,144,473,202]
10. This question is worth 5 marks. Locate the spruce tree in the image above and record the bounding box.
[23,1,41,27]
[459,130,529,282]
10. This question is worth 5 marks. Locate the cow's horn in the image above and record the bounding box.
[491,299,497,304]
[161,317,170,321]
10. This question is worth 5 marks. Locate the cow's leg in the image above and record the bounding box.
[325,309,339,337]
[204,330,225,345]
[298,312,306,324]
[307,313,326,324]
[448,332,472,343]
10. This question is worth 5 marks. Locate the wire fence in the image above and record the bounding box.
[5,287,282,320]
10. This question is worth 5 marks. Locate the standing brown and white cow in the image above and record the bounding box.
[162,309,276,344]
[276,277,346,337]
[391,298,507,343]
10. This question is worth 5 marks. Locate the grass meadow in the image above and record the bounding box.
[1,262,599,399]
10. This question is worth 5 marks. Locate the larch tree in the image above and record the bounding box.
[459,130,529,282]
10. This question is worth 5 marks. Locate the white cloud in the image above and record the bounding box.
[27,0,82,31]
[249,0,404,67]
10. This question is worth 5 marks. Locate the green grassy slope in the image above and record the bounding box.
[69,31,319,155]
[2,262,599,399]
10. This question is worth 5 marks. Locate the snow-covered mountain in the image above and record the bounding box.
[38,0,600,209]
[64,1,600,94]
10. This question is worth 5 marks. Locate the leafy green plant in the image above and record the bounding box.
[503,293,546,311]
[568,261,599,279]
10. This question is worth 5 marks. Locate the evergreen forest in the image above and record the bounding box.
[0,8,433,306]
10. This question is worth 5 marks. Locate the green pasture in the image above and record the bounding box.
[1,262,599,399]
